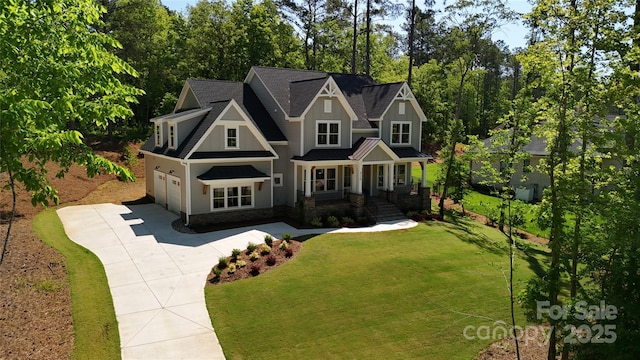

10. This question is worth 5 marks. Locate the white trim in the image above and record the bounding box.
[184,99,278,160]
[208,184,256,212]
[298,77,358,121]
[395,163,407,186]
[379,83,427,122]
[273,173,283,187]
[390,121,412,145]
[225,125,239,149]
[168,123,177,150]
[183,162,191,225]
[324,99,332,113]
[269,141,288,146]
[140,149,276,164]
[398,102,405,115]
[174,82,201,111]
[154,123,163,147]
[315,120,341,147]
[312,167,338,192]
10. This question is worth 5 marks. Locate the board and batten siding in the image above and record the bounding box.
[379,100,422,149]
[189,161,272,215]
[196,122,264,152]
[302,97,351,154]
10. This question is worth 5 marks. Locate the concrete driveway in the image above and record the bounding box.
[57,203,417,360]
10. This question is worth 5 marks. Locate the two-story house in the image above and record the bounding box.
[140,67,432,226]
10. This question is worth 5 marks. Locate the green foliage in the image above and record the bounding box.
[228,263,237,274]
[217,256,228,269]
[310,216,323,228]
[247,242,257,253]
[121,144,139,168]
[340,217,355,227]
[326,216,340,227]
[249,251,260,261]
[34,210,120,360]
[264,235,273,247]
[0,0,141,211]
[260,244,271,255]
[213,267,222,277]
[231,248,242,260]
[282,233,292,241]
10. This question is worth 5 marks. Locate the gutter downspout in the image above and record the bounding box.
[181,161,191,226]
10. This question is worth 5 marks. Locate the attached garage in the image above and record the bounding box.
[167,174,182,214]
[153,170,167,206]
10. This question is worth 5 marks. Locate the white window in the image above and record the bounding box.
[314,167,336,192]
[155,123,163,147]
[317,121,340,146]
[226,126,238,149]
[398,102,405,115]
[395,164,407,185]
[168,124,176,149]
[377,166,385,188]
[324,99,332,113]
[391,121,411,145]
[210,184,254,211]
[273,173,283,187]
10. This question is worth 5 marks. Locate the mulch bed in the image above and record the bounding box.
[206,239,302,285]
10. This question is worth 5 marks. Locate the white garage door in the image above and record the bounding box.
[167,174,181,214]
[154,170,167,206]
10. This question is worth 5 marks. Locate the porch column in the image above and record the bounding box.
[388,162,395,192]
[305,164,312,197]
[383,164,388,191]
[355,163,363,194]
[421,160,427,187]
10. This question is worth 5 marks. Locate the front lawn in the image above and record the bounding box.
[205,220,548,359]
[33,209,120,360]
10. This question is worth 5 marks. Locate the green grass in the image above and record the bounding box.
[205,220,548,359]
[33,209,121,360]
[414,163,549,238]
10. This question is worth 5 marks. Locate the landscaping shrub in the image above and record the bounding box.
[121,144,139,167]
[247,242,257,253]
[217,256,228,269]
[260,244,271,255]
[285,247,294,257]
[279,240,289,250]
[212,267,222,278]
[249,251,260,261]
[340,217,355,227]
[227,263,236,274]
[250,264,261,276]
[326,215,340,227]
[231,248,242,260]
[264,235,273,247]
[282,233,292,241]
[265,254,276,266]
[236,260,247,268]
[310,216,323,227]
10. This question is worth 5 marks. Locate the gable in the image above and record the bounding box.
[379,83,427,122]
[363,146,395,162]
[291,77,358,122]
[175,83,201,111]
[186,100,277,159]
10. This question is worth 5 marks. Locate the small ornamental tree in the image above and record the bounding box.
[0,0,143,264]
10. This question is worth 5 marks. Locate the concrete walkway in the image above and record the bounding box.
[57,203,417,360]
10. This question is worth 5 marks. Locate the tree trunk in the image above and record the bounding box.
[351,0,358,74]
[407,0,415,85]
[365,0,371,76]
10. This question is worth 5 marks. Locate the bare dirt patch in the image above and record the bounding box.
[0,141,145,360]
[476,325,551,360]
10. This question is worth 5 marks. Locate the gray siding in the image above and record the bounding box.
[180,88,200,110]
[189,161,272,215]
[303,97,351,154]
[144,155,186,210]
[176,116,202,146]
[272,145,292,206]
[380,100,422,149]
[196,122,264,152]
[352,130,378,145]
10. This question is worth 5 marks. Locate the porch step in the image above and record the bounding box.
[367,197,407,222]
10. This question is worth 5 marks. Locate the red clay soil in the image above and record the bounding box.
[0,140,145,360]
